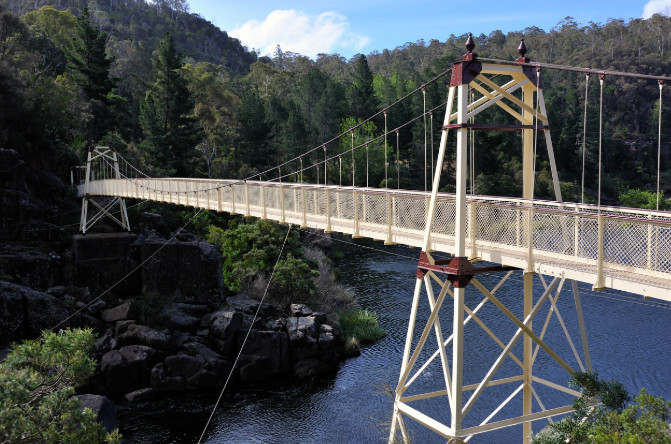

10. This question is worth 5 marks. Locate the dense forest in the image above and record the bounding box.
[1,0,671,204]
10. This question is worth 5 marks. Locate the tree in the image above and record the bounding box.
[0,328,121,443]
[67,6,118,142]
[619,188,669,210]
[347,54,378,121]
[209,219,317,305]
[237,87,271,171]
[68,6,115,102]
[139,31,202,177]
[532,372,671,444]
[184,62,241,177]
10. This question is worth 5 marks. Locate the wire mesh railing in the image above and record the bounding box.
[78,177,671,294]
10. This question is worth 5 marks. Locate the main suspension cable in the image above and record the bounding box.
[479,57,671,82]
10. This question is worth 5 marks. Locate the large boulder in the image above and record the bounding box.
[75,394,118,433]
[118,345,165,384]
[100,345,165,396]
[164,353,203,380]
[237,330,291,382]
[158,304,204,331]
[140,212,170,239]
[116,324,172,350]
[100,350,129,396]
[286,316,319,361]
[209,310,242,356]
[101,301,141,323]
[290,303,313,317]
[186,369,219,388]
[131,234,223,304]
[179,342,232,384]
[0,281,98,346]
[124,387,156,403]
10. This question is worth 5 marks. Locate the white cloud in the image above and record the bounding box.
[643,0,671,18]
[230,9,371,58]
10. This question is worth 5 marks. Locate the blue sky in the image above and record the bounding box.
[188,0,671,60]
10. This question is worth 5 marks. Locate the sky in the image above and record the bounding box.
[187,0,671,60]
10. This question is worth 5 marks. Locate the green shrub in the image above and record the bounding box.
[339,308,386,345]
[187,210,227,238]
[619,188,669,210]
[269,253,318,305]
[532,372,671,444]
[216,219,303,291]
[0,329,121,443]
[206,225,226,251]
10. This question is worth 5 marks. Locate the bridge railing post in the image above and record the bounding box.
[516,203,521,247]
[385,193,393,245]
[574,205,580,257]
[231,183,236,214]
[527,205,534,269]
[261,182,266,220]
[293,187,298,220]
[647,215,653,270]
[280,184,286,223]
[594,215,605,289]
[469,201,477,258]
[326,189,332,232]
[353,190,360,237]
[187,181,192,206]
[301,186,307,228]
[245,182,250,216]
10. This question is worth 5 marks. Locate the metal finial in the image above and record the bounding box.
[465,33,475,53]
[517,39,527,57]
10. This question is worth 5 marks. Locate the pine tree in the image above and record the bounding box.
[347,54,378,121]
[68,6,115,102]
[238,87,270,171]
[140,31,202,177]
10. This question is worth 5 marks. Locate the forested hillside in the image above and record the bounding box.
[1,0,670,204]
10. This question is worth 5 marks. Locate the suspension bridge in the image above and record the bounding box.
[75,37,671,443]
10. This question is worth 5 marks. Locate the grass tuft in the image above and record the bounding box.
[339,308,386,345]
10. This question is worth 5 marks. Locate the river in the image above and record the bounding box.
[118,240,671,443]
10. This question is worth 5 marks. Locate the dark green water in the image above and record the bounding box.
[119,241,671,443]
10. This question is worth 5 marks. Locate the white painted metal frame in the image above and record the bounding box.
[386,62,593,443]
[79,146,130,233]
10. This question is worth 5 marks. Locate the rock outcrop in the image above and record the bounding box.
[125,213,224,304]
[88,295,344,401]
[75,394,118,433]
[0,280,99,346]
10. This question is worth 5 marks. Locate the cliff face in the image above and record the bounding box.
[0,148,77,244]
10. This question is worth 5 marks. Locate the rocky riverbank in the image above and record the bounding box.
[0,146,351,434]
[1,227,347,398]
[94,297,343,401]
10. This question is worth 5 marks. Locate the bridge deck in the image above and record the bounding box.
[80,178,671,302]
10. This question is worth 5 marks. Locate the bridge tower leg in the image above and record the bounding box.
[389,37,592,443]
[79,145,131,234]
